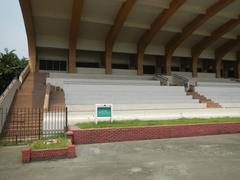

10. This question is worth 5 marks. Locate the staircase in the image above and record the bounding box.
[1,73,48,142]
[12,73,48,108]
[49,86,65,109]
[187,91,222,108]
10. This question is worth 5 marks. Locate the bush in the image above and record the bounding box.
[0,48,27,94]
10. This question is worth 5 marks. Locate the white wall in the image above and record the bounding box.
[112,53,130,64]
[38,47,68,61]
[77,50,102,63]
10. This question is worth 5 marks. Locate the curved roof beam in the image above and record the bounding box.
[136,0,186,75]
[68,0,84,73]
[19,0,36,72]
[164,0,234,75]
[215,36,240,78]
[191,16,240,77]
[105,0,136,74]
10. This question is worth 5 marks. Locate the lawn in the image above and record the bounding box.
[76,117,240,129]
[31,136,68,150]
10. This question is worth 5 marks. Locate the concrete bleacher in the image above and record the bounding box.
[64,84,206,124]
[47,69,208,124]
[172,71,240,87]
[64,68,153,80]
[196,86,240,108]
[45,69,240,124]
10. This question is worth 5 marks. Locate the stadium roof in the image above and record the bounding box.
[20,0,240,72]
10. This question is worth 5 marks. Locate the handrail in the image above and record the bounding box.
[0,78,19,104]
[19,65,30,84]
[43,83,51,111]
[171,73,193,92]
[172,73,188,82]
[154,73,170,86]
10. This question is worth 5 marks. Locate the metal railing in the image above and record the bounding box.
[0,107,68,145]
[154,73,170,86]
[43,83,51,111]
[172,73,189,86]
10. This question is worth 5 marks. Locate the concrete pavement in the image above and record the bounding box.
[0,134,240,180]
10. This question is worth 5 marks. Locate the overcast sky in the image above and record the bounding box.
[0,0,28,58]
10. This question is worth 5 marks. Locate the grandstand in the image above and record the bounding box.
[1,0,240,138]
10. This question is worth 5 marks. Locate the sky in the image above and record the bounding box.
[0,0,28,58]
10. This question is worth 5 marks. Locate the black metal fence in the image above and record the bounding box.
[0,107,68,145]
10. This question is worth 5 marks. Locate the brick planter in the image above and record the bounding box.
[22,140,76,163]
[68,123,240,144]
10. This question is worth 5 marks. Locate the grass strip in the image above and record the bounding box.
[31,137,68,150]
[76,117,240,129]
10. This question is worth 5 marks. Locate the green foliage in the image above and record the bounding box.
[76,117,240,129]
[31,136,68,150]
[0,48,27,94]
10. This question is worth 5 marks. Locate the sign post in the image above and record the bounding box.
[95,104,113,124]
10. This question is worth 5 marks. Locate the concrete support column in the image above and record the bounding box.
[192,56,198,78]
[29,47,37,72]
[105,46,112,74]
[68,49,76,73]
[19,0,37,73]
[164,50,172,75]
[68,0,83,73]
[215,57,222,78]
[136,50,144,75]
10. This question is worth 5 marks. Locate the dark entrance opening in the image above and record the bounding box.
[144,65,155,74]
[39,60,67,71]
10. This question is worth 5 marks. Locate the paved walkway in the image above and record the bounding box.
[0,134,240,180]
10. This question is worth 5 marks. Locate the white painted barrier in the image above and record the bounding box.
[43,111,67,134]
[0,79,20,133]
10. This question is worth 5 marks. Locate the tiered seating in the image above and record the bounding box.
[64,85,202,107]
[172,71,239,87]
[196,86,240,108]
[51,68,153,80]
[47,70,207,124]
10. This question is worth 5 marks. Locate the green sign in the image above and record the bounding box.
[97,107,112,117]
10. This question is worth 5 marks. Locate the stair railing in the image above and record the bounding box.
[153,73,170,86]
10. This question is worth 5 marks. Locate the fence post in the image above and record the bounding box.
[65,107,68,131]
[0,108,3,134]
[38,108,41,139]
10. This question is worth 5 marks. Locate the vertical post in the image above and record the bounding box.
[65,107,68,131]
[0,108,3,134]
[136,48,144,75]
[215,57,222,78]
[105,46,112,74]
[164,50,172,75]
[192,56,198,78]
[38,108,41,140]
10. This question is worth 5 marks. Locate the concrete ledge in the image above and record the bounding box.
[69,123,240,144]
[22,140,76,163]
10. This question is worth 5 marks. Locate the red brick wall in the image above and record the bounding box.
[31,148,69,161]
[22,142,76,163]
[69,123,240,144]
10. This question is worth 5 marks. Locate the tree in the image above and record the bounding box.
[0,49,27,94]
